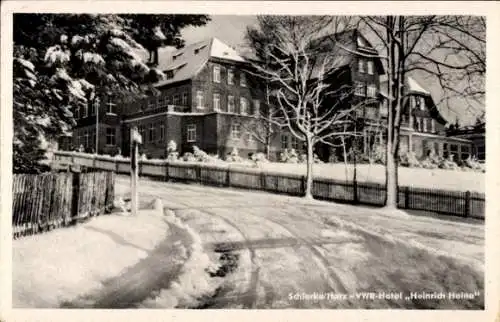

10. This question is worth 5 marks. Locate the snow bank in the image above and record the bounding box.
[13,208,169,308]
[139,200,222,308]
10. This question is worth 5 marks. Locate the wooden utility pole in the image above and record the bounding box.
[130,126,142,216]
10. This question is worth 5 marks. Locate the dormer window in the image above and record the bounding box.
[240,72,247,87]
[367,61,374,75]
[358,59,365,73]
[194,44,207,54]
[166,70,174,79]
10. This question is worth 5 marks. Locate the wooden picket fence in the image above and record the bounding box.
[12,171,115,239]
[51,151,485,220]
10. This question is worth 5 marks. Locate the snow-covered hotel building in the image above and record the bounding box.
[68,32,476,162]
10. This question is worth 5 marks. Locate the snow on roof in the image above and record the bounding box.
[406,76,430,95]
[155,37,246,88]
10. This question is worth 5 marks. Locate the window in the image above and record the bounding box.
[253,100,260,116]
[84,130,89,148]
[228,69,234,85]
[173,94,180,106]
[182,92,188,106]
[82,103,88,118]
[422,118,427,132]
[106,127,116,146]
[148,98,156,109]
[92,130,96,149]
[106,98,116,114]
[166,70,174,79]
[213,93,221,111]
[431,119,436,133]
[187,124,196,142]
[148,123,155,142]
[291,136,298,150]
[158,97,165,108]
[228,95,235,113]
[196,91,204,109]
[461,145,470,161]
[90,101,95,116]
[240,72,247,87]
[213,65,221,83]
[139,125,145,142]
[247,131,254,143]
[367,84,377,98]
[231,123,241,140]
[358,59,365,73]
[166,96,172,105]
[74,106,80,119]
[443,143,449,158]
[415,117,421,131]
[354,82,365,96]
[240,97,248,115]
[281,134,289,149]
[367,60,374,75]
[415,96,422,110]
[159,123,165,141]
[420,97,426,111]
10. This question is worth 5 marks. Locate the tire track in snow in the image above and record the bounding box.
[241,208,350,296]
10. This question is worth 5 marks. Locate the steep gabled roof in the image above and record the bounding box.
[154,37,246,88]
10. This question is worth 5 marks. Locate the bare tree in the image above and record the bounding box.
[248,16,368,199]
[408,15,485,119]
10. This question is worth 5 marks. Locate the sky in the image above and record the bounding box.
[173,15,483,126]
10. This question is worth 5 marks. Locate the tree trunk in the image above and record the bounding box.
[304,138,314,199]
[385,140,398,209]
[265,142,271,161]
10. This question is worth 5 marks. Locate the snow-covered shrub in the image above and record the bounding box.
[313,153,323,164]
[226,147,243,162]
[140,153,148,161]
[166,140,179,161]
[328,153,339,163]
[299,153,307,163]
[438,154,459,170]
[464,155,484,172]
[251,152,269,163]
[280,149,299,163]
[399,151,420,168]
[371,144,386,165]
[182,152,196,162]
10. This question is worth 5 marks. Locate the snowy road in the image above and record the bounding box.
[116,176,484,309]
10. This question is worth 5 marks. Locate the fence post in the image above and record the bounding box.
[195,165,201,184]
[301,175,306,196]
[404,186,410,209]
[165,162,170,182]
[353,179,358,204]
[260,171,266,191]
[226,168,231,187]
[464,190,471,218]
[70,171,81,222]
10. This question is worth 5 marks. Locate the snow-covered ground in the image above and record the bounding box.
[115,176,484,309]
[254,163,484,193]
[12,202,220,309]
[12,209,171,307]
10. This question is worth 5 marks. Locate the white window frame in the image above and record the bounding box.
[106,98,116,115]
[173,94,180,106]
[367,60,374,75]
[82,103,88,118]
[354,82,365,96]
[291,135,298,150]
[213,65,221,83]
[247,131,255,143]
[228,95,235,113]
[231,123,241,140]
[149,123,155,142]
[240,97,248,115]
[187,124,196,142]
[159,123,165,141]
[431,119,436,133]
[196,91,204,109]
[420,97,426,111]
[105,127,116,146]
[240,72,247,87]
[281,134,289,149]
[358,59,365,73]
[213,93,221,111]
[228,69,234,85]
[367,84,377,98]
[182,92,188,106]
[422,118,427,133]
[253,99,260,116]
